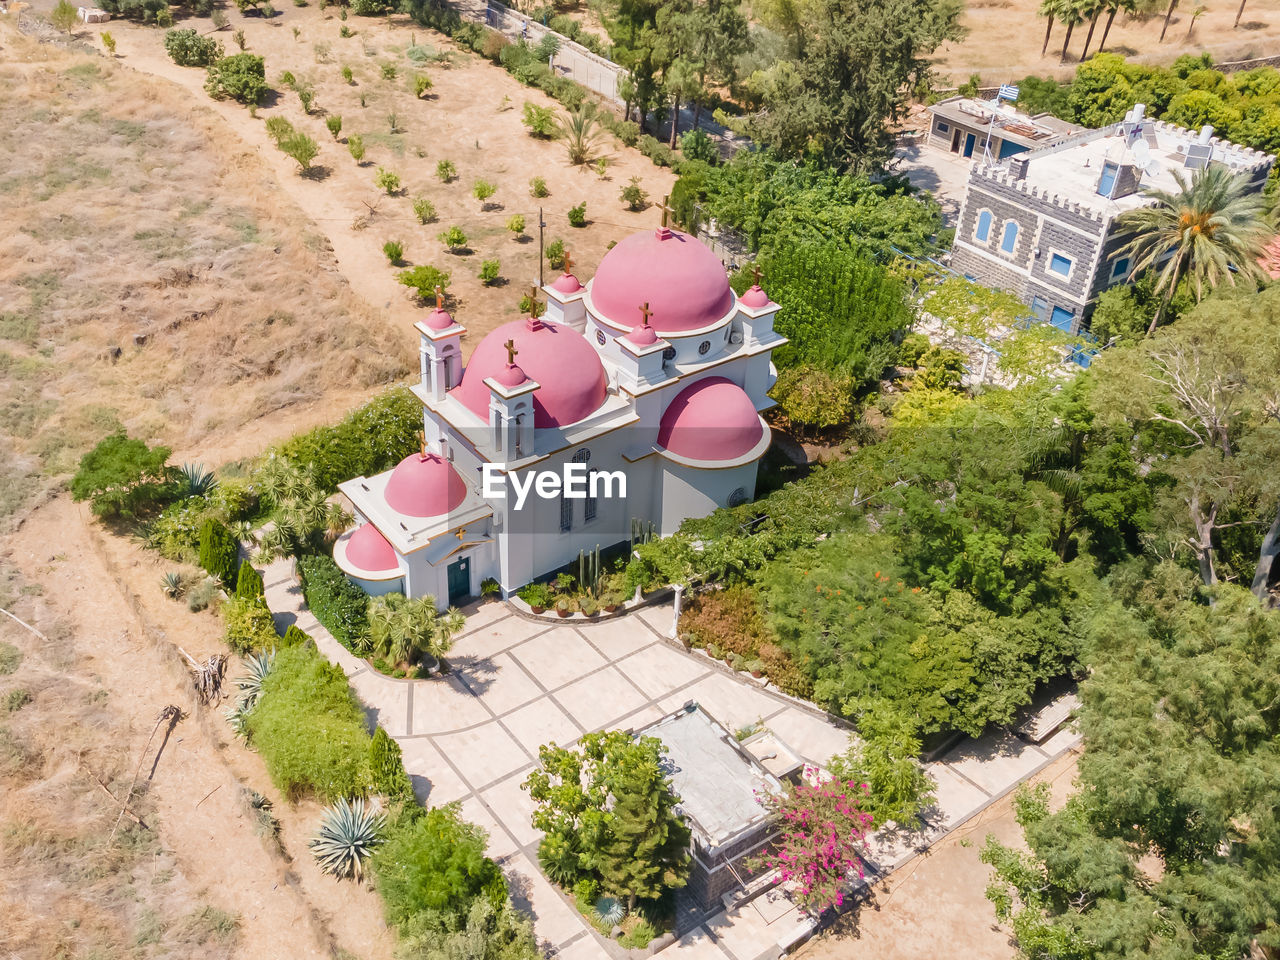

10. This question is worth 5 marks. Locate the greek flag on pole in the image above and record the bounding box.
[997,83,1020,102]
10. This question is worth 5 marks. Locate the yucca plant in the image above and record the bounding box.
[594,896,624,927]
[310,797,386,881]
[235,650,275,710]
[181,463,218,498]
[161,572,185,599]
[559,105,605,166]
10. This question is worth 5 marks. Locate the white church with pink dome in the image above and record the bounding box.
[332,225,785,608]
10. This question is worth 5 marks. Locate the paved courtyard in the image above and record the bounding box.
[265,564,1080,959]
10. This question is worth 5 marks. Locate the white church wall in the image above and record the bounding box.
[659,461,758,537]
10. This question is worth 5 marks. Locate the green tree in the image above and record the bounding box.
[366,592,465,667]
[595,764,691,912]
[49,0,78,33]
[205,53,268,105]
[1113,164,1270,333]
[521,101,557,138]
[71,432,180,520]
[280,131,319,172]
[164,28,225,66]
[235,560,265,600]
[398,264,451,300]
[198,517,240,584]
[829,709,936,828]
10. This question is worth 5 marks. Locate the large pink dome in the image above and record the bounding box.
[383,452,468,517]
[657,377,765,461]
[590,228,734,334]
[452,317,607,428]
[345,523,398,572]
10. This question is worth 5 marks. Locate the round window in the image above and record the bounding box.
[595,329,606,346]
[727,487,748,507]
[572,448,591,463]
[662,346,677,361]
[698,340,711,356]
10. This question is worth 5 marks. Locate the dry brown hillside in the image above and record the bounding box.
[0,24,412,527]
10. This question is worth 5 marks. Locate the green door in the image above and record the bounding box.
[447,556,471,605]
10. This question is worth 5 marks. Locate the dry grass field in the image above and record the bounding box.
[935,0,1280,81]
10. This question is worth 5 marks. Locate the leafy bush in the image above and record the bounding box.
[413,73,432,98]
[97,0,168,22]
[187,579,222,613]
[679,129,717,164]
[246,642,372,801]
[372,806,507,928]
[436,159,457,182]
[198,517,240,584]
[438,226,468,252]
[369,727,414,800]
[522,102,557,138]
[205,53,268,106]
[478,259,500,285]
[282,624,311,647]
[545,238,565,270]
[611,119,640,147]
[412,196,436,224]
[398,265,451,301]
[472,179,496,205]
[620,176,647,211]
[165,29,224,67]
[280,132,319,172]
[347,133,365,162]
[341,64,354,83]
[771,364,855,430]
[915,346,966,391]
[297,554,370,651]
[71,432,180,520]
[898,332,931,367]
[374,167,401,195]
[637,135,674,167]
[564,202,586,228]
[223,596,279,654]
[265,115,295,144]
[517,582,554,608]
[236,561,265,600]
[326,115,343,139]
[382,239,404,264]
[829,710,936,828]
[529,176,548,198]
[506,214,525,237]
[350,0,392,12]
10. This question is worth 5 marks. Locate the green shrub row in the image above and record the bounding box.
[198,517,240,585]
[245,643,372,801]
[146,478,260,563]
[297,554,370,651]
[274,387,421,492]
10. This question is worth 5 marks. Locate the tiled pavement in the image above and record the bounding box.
[265,563,1081,959]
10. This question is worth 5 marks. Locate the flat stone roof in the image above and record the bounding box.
[643,703,782,849]
[929,96,1083,148]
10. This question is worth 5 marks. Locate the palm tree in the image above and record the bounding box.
[1097,0,1139,52]
[1159,0,1178,41]
[1039,0,1059,54]
[558,105,606,166]
[1113,165,1271,334]
[1078,0,1108,57]
[1235,0,1249,27]
[368,593,465,668]
[1059,0,1087,60]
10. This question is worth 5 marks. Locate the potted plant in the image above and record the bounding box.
[556,596,573,618]
[580,596,599,618]
[706,642,722,661]
[518,582,551,614]
[679,631,695,651]
[728,652,745,670]
[480,577,501,602]
[746,658,765,678]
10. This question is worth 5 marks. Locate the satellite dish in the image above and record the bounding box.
[1131,140,1151,166]
[1145,160,1163,177]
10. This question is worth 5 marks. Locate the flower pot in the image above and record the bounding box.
[557,607,572,618]
[724,657,734,667]
[530,605,545,614]
[603,603,618,614]
[751,670,763,679]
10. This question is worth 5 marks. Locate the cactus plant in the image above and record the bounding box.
[309,797,386,881]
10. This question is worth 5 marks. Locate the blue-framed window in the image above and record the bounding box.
[1110,256,1131,280]
[1049,252,1073,277]
[937,121,950,133]
[1050,305,1075,331]
[1030,295,1048,320]
[1000,220,1020,254]
[1097,162,1119,198]
[975,210,993,243]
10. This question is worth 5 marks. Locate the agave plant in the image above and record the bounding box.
[224,703,251,740]
[160,571,184,599]
[594,896,624,927]
[310,797,386,881]
[181,463,218,498]
[234,650,274,711]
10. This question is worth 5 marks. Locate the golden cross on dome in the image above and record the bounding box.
[659,195,674,228]
[751,264,763,286]
[434,285,444,310]
[562,250,574,274]
[638,302,653,327]
[504,338,518,365]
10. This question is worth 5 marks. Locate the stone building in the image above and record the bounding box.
[926,96,1081,161]
[949,107,1274,333]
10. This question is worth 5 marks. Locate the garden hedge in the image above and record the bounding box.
[198,517,239,585]
[298,554,369,651]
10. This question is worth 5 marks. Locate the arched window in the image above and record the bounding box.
[1000,220,1019,254]
[975,210,993,243]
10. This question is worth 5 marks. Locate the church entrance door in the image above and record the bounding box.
[447,556,471,605]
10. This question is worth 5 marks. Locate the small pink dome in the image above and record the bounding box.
[383,452,468,517]
[424,306,455,330]
[452,317,607,428]
[552,272,582,294]
[493,362,528,387]
[740,284,771,309]
[657,377,764,462]
[626,324,658,346]
[591,228,734,334]
[346,523,398,572]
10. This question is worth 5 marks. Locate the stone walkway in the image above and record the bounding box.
[264,561,1080,959]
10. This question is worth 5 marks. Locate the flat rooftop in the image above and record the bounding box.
[643,703,782,848]
[995,118,1274,216]
[930,97,1082,147]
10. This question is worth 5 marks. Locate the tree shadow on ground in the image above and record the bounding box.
[445,652,499,696]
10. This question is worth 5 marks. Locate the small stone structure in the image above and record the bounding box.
[77,7,110,21]
[639,703,789,910]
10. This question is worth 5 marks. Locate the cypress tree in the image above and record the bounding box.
[596,766,691,912]
[236,560,265,600]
